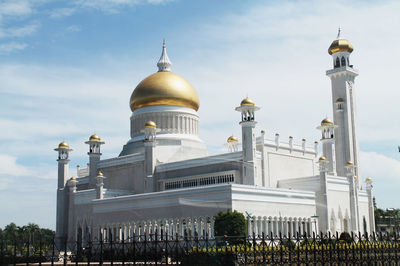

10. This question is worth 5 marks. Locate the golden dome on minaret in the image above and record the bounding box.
[321,118,334,126]
[227,135,238,143]
[89,134,101,141]
[58,141,69,149]
[240,97,255,106]
[328,28,354,55]
[129,41,200,112]
[144,120,157,128]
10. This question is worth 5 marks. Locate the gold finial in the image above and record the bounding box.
[337,27,341,39]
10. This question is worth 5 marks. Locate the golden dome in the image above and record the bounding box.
[328,39,354,55]
[336,98,344,103]
[318,156,327,161]
[89,134,101,141]
[70,177,76,181]
[130,71,199,112]
[321,118,334,126]
[346,161,354,166]
[227,135,238,143]
[145,120,157,128]
[58,141,69,149]
[365,177,372,183]
[240,97,255,106]
[97,171,104,177]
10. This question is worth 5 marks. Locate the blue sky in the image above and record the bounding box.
[0,0,399,229]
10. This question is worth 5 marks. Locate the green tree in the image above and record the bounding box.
[214,210,246,237]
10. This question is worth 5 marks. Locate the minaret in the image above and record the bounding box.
[316,156,329,233]
[326,29,360,179]
[365,177,375,232]
[316,118,337,175]
[143,121,158,192]
[54,141,72,246]
[96,171,105,199]
[345,161,359,232]
[157,39,172,72]
[85,134,105,188]
[235,97,260,185]
[226,135,239,152]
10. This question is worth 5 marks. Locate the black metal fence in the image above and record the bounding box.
[1,231,400,265]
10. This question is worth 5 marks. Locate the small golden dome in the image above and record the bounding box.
[354,175,358,180]
[261,130,265,134]
[302,138,306,141]
[328,39,354,55]
[289,136,293,139]
[97,171,104,177]
[227,135,238,143]
[89,134,101,141]
[58,141,69,149]
[321,118,334,126]
[365,177,372,183]
[346,161,354,166]
[318,156,327,161]
[275,133,279,136]
[70,177,76,181]
[144,120,157,128]
[240,97,255,106]
[336,98,344,103]
[130,71,199,112]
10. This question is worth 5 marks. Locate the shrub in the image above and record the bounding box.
[214,210,246,237]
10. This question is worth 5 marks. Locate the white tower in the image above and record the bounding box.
[143,121,158,192]
[326,29,360,179]
[345,161,359,232]
[316,156,329,233]
[85,134,105,188]
[235,97,260,185]
[54,141,72,245]
[316,118,337,175]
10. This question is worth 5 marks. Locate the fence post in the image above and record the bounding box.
[121,230,125,266]
[313,232,316,265]
[132,233,136,265]
[13,232,17,266]
[99,232,103,266]
[63,236,67,266]
[0,232,3,266]
[155,229,158,266]
[87,233,92,266]
[144,232,147,265]
[110,231,114,266]
[51,233,55,266]
[39,232,42,266]
[262,232,265,265]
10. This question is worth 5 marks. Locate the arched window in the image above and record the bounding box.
[341,56,346,66]
[335,57,340,68]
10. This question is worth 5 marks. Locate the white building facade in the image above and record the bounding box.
[55,34,375,245]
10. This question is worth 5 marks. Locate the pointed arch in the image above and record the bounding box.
[341,56,346,66]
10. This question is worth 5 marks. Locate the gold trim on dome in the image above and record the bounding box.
[328,39,354,55]
[89,134,101,141]
[240,97,255,106]
[58,141,69,149]
[130,71,199,112]
[145,121,157,128]
[227,136,238,143]
[321,118,334,126]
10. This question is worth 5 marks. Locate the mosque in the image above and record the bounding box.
[55,32,375,245]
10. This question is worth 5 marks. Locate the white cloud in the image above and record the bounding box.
[0,154,30,176]
[360,152,400,183]
[0,0,32,17]
[0,22,39,38]
[0,42,27,53]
